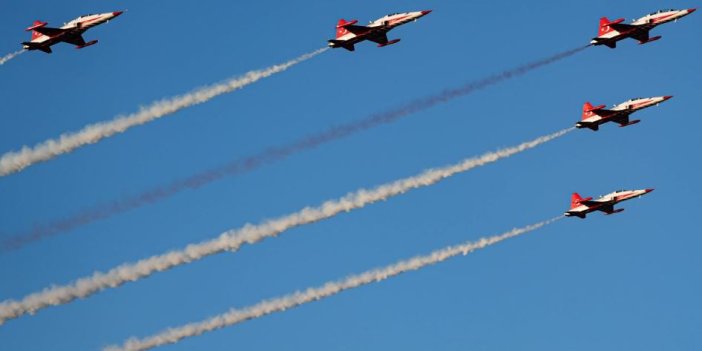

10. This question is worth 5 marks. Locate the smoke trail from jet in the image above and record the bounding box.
[105,217,562,351]
[3,45,589,250]
[0,48,328,177]
[0,50,24,65]
[0,128,572,324]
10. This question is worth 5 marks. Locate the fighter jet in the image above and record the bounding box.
[576,96,672,131]
[22,11,124,54]
[591,8,696,48]
[328,10,432,51]
[565,189,654,219]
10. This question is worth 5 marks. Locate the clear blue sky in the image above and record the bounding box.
[1,0,700,350]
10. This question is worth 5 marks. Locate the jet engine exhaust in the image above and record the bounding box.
[3,46,589,251]
[104,217,563,351]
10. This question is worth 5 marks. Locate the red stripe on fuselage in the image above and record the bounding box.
[651,13,678,23]
[78,16,107,27]
[628,101,654,110]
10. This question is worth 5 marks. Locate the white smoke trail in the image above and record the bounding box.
[0,128,573,324]
[0,50,24,65]
[106,217,562,351]
[0,48,328,177]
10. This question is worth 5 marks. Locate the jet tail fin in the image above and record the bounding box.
[335,19,358,39]
[571,193,593,209]
[27,20,47,35]
[599,17,625,34]
[583,102,606,114]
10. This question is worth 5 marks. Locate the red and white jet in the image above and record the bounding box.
[576,96,672,131]
[328,10,432,51]
[22,11,124,54]
[565,189,654,219]
[591,8,696,48]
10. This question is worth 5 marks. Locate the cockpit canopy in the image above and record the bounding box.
[647,9,676,16]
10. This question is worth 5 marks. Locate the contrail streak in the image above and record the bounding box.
[106,217,563,351]
[0,48,328,177]
[0,50,24,65]
[0,128,572,324]
[3,45,589,250]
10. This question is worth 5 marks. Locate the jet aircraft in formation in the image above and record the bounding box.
[576,96,672,131]
[22,11,124,54]
[565,189,654,219]
[17,8,692,221]
[328,10,432,51]
[591,8,696,48]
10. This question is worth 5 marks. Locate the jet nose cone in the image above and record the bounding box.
[688,8,697,14]
[421,10,432,15]
[112,11,124,17]
[663,95,673,101]
[645,188,655,193]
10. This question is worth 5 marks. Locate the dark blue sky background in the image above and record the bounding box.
[1,1,700,350]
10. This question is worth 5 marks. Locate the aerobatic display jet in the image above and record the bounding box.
[591,8,696,48]
[22,11,124,54]
[565,189,654,219]
[576,96,672,131]
[328,10,432,51]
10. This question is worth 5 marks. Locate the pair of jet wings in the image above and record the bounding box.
[23,25,94,53]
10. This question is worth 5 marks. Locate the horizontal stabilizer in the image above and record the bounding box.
[336,19,358,28]
[26,21,47,31]
[603,18,625,27]
[584,104,606,112]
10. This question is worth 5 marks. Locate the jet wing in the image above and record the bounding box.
[590,107,618,118]
[33,26,67,37]
[609,114,631,125]
[366,32,389,45]
[60,34,86,46]
[579,196,613,208]
[580,199,603,207]
[609,23,638,32]
[629,30,651,43]
[344,24,372,35]
[596,204,615,213]
[596,204,625,215]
